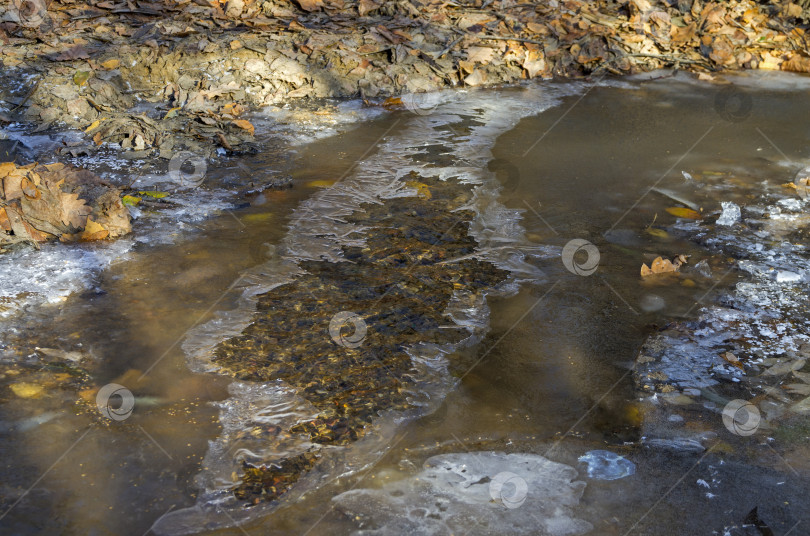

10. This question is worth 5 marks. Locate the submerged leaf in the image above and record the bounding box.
[666,207,702,219]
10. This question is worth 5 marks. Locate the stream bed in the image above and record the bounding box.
[1,72,809,536]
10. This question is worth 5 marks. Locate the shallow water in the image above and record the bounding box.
[1,72,810,535]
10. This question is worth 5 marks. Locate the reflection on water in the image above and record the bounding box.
[1,72,810,535]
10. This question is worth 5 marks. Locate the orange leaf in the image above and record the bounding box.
[232,119,255,136]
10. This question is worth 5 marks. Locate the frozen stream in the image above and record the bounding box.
[1,72,809,535]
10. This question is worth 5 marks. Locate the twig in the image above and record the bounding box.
[11,76,41,112]
[477,34,546,45]
[627,52,709,66]
[435,36,463,59]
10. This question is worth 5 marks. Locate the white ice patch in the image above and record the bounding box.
[333,452,593,536]
[716,202,740,226]
[0,239,132,318]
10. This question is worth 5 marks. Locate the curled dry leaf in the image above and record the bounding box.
[641,254,689,277]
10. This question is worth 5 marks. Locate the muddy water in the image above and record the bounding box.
[1,73,810,535]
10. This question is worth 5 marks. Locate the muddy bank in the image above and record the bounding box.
[1,0,809,157]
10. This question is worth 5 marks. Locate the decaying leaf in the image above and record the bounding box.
[232,119,255,136]
[721,351,744,370]
[294,0,323,12]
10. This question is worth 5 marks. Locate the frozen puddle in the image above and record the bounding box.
[333,452,592,536]
[635,157,810,444]
[152,85,580,533]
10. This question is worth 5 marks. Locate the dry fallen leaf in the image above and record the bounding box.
[60,191,93,230]
[100,58,120,70]
[641,254,688,277]
[232,119,255,136]
[721,351,744,370]
[782,54,810,73]
[358,0,381,16]
[81,218,110,241]
[294,0,323,12]
[467,46,495,64]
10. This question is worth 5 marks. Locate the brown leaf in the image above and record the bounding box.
[782,54,810,73]
[721,351,744,370]
[49,46,91,62]
[641,255,688,277]
[522,49,546,78]
[232,119,255,136]
[464,70,486,86]
[670,23,697,45]
[358,0,381,16]
[294,0,323,12]
[0,207,10,231]
[60,191,92,230]
[467,46,495,64]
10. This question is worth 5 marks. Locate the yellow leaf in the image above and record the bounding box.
[138,191,169,199]
[645,228,670,239]
[665,207,702,219]
[306,180,336,188]
[163,107,181,119]
[122,195,141,206]
[405,180,432,199]
[241,213,274,224]
[84,118,105,133]
[73,70,92,86]
[100,59,120,70]
[232,119,255,136]
[81,218,109,241]
[10,382,44,399]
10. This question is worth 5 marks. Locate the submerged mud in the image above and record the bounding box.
[151,87,565,533]
[213,174,509,502]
